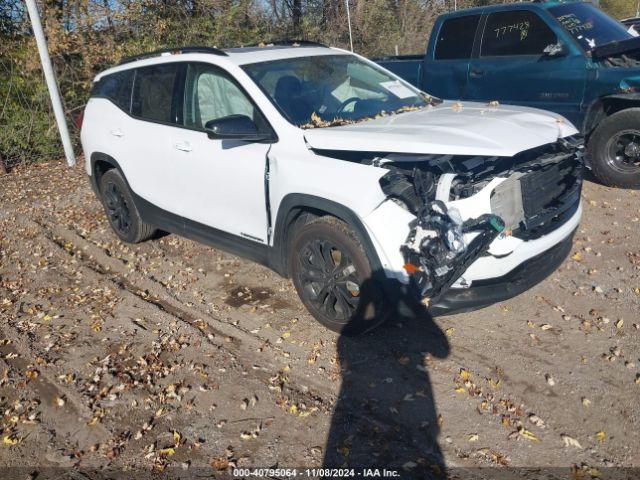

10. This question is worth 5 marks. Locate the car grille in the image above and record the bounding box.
[514,149,582,240]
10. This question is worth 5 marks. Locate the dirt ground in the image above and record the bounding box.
[0,161,638,479]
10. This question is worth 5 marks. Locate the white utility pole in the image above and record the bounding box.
[345,0,354,52]
[24,0,76,167]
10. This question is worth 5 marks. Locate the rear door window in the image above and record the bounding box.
[434,15,481,60]
[481,10,557,57]
[131,64,180,124]
[91,70,134,112]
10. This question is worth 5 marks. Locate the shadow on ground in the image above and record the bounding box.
[324,277,450,479]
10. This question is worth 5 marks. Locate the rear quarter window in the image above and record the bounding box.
[434,15,481,60]
[481,10,557,57]
[91,70,134,112]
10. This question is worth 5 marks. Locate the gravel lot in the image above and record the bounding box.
[0,161,638,479]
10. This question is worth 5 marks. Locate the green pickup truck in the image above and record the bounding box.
[376,0,640,188]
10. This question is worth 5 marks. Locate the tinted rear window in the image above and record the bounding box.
[91,70,134,111]
[481,10,557,57]
[434,15,481,60]
[131,64,180,124]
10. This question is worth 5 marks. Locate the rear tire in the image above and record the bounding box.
[588,108,640,189]
[289,216,387,335]
[99,169,155,243]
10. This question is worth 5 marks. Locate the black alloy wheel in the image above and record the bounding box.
[103,181,133,236]
[98,169,155,243]
[289,217,386,335]
[297,237,362,322]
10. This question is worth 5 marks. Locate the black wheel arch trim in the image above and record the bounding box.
[90,152,131,194]
[88,154,382,279]
[583,94,640,136]
[271,193,383,277]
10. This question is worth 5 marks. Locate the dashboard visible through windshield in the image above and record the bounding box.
[242,54,435,128]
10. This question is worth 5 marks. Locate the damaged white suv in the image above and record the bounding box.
[81,42,584,334]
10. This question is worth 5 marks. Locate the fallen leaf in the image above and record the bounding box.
[528,414,545,427]
[211,457,230,470]
[595,431,606,442]
[2,435,19,446]
[159,447,175,457]
[397,355,410,365]
[561,434,582,449]
[518,427,539,442]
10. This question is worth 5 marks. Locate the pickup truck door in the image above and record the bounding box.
[423,13,483,100]
[466,9,588,127]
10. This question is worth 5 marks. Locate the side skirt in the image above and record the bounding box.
[132,192,281,274]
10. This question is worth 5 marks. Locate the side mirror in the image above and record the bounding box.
[204,115,274,142]
[543,42,566,58]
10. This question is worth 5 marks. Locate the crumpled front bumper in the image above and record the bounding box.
[430,226,575,315]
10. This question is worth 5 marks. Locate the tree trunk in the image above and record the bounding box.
[0,154,7,174]
[292,0,302,36]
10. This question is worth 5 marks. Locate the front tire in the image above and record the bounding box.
[99,169,155,243]
[289,216,386,335]
[588,108,640,188]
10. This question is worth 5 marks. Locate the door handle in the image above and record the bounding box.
[470,68,485,78]
[110,128,124,137]
[174,141,192,152]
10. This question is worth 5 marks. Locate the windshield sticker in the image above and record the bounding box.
[380,80,416,99]
[556,14,593,34]
[493,21,530,41]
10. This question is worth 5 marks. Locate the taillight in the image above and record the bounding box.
[73,108,84,131]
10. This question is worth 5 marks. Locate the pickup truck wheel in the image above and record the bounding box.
[289,217,386,335]
[589,109,640,188]
[99,169,155,243]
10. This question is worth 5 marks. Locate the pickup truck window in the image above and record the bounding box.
[434,15,481,60]
[481,10,556,57]
[243,54,432,127]
[548,2,632,50]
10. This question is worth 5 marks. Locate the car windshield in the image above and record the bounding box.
[242,54,436,128]
[548,2,633,51]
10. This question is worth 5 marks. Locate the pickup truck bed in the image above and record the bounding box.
[371,55,423,88]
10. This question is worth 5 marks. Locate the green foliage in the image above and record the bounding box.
[600,0,637,19]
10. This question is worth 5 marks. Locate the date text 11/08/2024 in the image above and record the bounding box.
[232,468,401,477]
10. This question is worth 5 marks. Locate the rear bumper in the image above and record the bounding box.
[430,228,575,316]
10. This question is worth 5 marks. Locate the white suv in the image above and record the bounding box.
[81,42,584,334]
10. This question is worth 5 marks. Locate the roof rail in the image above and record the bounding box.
[240,39,329,48]
[118,46,227,65]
